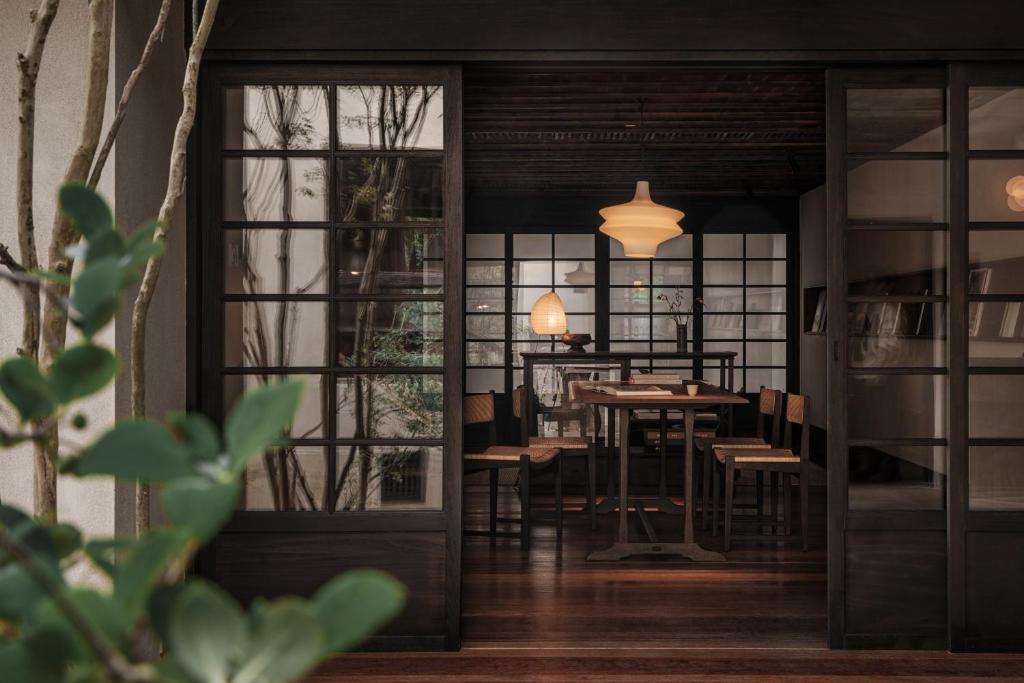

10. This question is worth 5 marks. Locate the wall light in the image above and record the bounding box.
[1007,176,1024,212]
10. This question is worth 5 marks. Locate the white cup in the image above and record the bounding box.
[686,384,699,397]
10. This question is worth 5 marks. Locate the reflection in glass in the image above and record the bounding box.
[969,87,1024,150]
[969,231,1024,295]
[223,158,328,222]
[745,368,786,393]
[337,156,442,222]
[847,230,946,296]
[745,287,786,313]
[847,374,947,439]
[466,260,504,285]
[224,374,324,439]
[746,341,786,366]
[466,287,504,313]
[224,302,327,367]
[703,261,743,285]
[609,315,651,340]
[224,229,327,295]
[847,160,946,223]
[609,286,651,313]
[610,261,649,286]
[746,234,786,259]
[746,261,786,285]
[746,315,787,340]
[466,233,504,259]
[969,301,1024,366]
[969,159,1024,221]
[336,301,442,368]
[848,445,946,510]
[846,88,945,153]
[555,234,595,258]
[704,341,743,366]
[970,374,1024,438]
[337,85,443,150]
[556,261,595,287]
[970,446,1024,510]
[466,341,504,366]
[242,446,327,511]
[225,85,330,150]
[466,314,505,340]
[848,302,946,368]
[333,446,442,511]
[652,262,693,286]
[336,374,443,440]
[511,261,553,286]
[336,228,442,294]
[466,368,504,393]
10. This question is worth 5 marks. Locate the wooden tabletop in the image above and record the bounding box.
[574,381,748,408]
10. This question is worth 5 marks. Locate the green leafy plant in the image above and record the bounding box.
[0,185,405,682]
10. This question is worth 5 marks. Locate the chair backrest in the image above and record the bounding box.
[464,391,498,446]
[755,386,784,446]
[782,393,811,462]
[511,386,525,419]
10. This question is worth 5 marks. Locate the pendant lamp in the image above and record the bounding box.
[530,290,567,336]
[598,180,684,258]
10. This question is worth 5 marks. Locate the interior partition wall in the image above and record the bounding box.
[191,63,464,649]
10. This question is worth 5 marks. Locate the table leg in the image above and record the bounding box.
[684,407,695,544]
[618,407,629,543]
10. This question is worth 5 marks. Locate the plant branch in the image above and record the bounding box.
[0,526,155,683]
[130,0,221,535]
[87,0,174,189]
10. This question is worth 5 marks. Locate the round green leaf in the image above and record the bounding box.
[161,478,239,541]
[49,344,119,404]
[0,357,57,421]
[58,184,113,239]
[64,420,193,482]
[69,258,122,339]
[233,600,324,683]
[168,580,248,683]
[167,413,221,464]
[225,380,303,470]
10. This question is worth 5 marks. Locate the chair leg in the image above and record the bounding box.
[519,455,530,551]
[555,453,563,543]
[724,460,735,552]
[712,461,721,537]
[587,442,597,531]
[488,468,498,535]
[783,473,792,537]
[800,471,809,551]
[702,447,712,530]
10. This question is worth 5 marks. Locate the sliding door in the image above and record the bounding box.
[827,69,950,648]
[192,64,463,649]
[950,63,1024,651]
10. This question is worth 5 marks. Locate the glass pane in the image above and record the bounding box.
[970,446,1024,510]
[466,287,504,313]
[703,261,743,285]
[242,446,327,511]
[225,86,330,150]
[969,301,1024,366]
[554,287,594,313]
[555,234,595,258]
[970,374,1024,438]
[744,368,787,393]
[466,260,504,285]
[846,88,945,153]
[746,234,786,259]
[466,341,504,366]
[610,286,651,313]
[465,314,504,340]
[746,287,786,313]
[848,445,946,510]
[224,374,325,439]
[702,308,744,340]
[511,261,553,286]
[334,445,443,511]
[969,87,1024,151]
[513,234,551,258]
[650,315,678,341]
[224,302,327,367]
[336,228,442,295]
[652,287,695,314]
[746,341,787,366]
[466,233,504,259]
[848,374,947,439]
[969,159,1024,222]
[847,230,947,296]
[223,158,329,222]
[704,341,744,366]
[337,85,443,150]
[847,160,946,223]
[556,261,595,287]
[511,287,549,314]
[746,261,786,285]
[337,156,442,222]
[466,368,504,393]
[704,234,743,258]
[610,261,649,286]
[336,301,442,368]
[848,302,946,368]
[747,314,787,340]
[969,232,1024,295]
[336,374,443,439]
[652,261,693,286]
[610,315,651,340]
[224,229,327,295]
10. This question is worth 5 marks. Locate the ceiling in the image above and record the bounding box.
[463,66,826,197]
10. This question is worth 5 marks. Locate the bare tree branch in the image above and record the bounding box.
[87,0,174,189]
[130,0,221,534]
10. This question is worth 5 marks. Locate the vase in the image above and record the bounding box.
[676,322,688,352]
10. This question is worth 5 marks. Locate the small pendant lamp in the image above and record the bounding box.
[598,180,684,258]
[530,290,567,336]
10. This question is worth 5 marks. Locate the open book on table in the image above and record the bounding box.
[588,384,673,397]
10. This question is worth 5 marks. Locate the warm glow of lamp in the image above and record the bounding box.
[598,181,684,258]
[530,291,567,336]
[1007,176,1024,212]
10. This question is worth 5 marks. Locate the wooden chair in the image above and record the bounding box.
[512,386,598,530]
[714,393,811,552]
[697,386,783,529]
[463,391,562,551]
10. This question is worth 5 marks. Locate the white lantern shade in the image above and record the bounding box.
[598,181,684,258]
[530,291,567,336]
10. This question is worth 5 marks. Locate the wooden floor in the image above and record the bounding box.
[309,488,1024,681]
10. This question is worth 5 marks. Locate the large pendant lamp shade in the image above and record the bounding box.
[530,291,567,336]
[599,181,684,259]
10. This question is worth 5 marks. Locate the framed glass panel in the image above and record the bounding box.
[224,302,328,367]
[336,373,443,440]
[609,287,650,313]
[746,314,787,339]
[336,156,442,222]
[703,261,743,285]
[969,374,1024,438]
[511,261,554,286]
[465,314,504,340]
[466,341,504,366]
[847,160,946,223]
[466,233,504,259]
[610,261,650,285]
[466,368,504,394]
[512,314,594,340]
[224,229,328,295]
[746,341,787,366]
[555,260,595,286]
[970,446,1024,510]
[847,374,948,439]
[848,445,946,510]
[746,260,787,285]
[224,374,325,439]
[847,230,947,296]
[968,159,1024,222]
[745,368,787,393]
[335,301,442,368]
[225,85,330,150]
[466,260,504,285]
[466,287,504,313]
[513,234,552,258]
[848,302,946,367]
[968,301,1024,365]
[242,446,328,511]
[969,86,1024,151]
[968,232,1024,295]
[223,158,329,222]
[336,85,443,150]
[333,445,443,511]
[746,234,787,259]
[336,228,443,294]
[554,234,595,258]
[704,234,743,258]
[846,88,946,153]
[652,261,693,285]
[745,287,786,313]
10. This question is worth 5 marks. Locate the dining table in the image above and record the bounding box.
[574,380,748,562]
